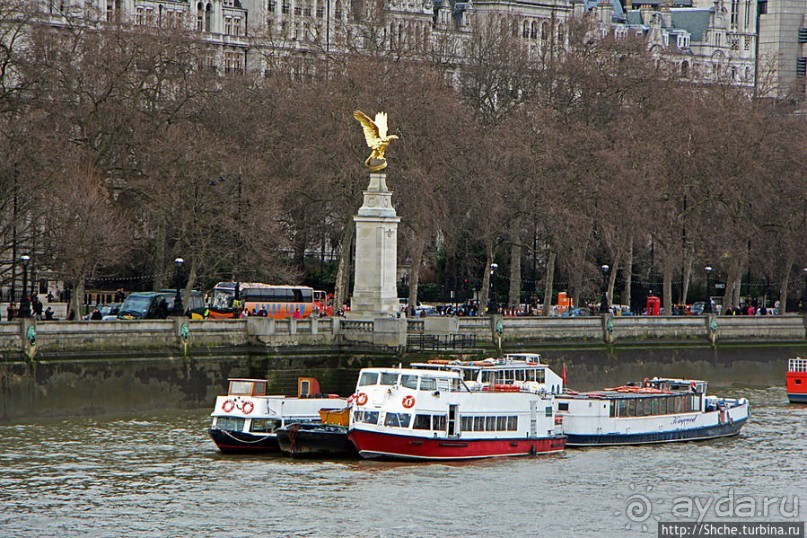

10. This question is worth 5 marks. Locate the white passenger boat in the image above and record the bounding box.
[209,377,347,454]
[411,353,564,394]
[556,377,749,446]
[347,366,565,460]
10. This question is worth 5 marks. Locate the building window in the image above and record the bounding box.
[269,0,276,12]
[282,0,290,14]
[197,3,204,31]
[225,16,232,34]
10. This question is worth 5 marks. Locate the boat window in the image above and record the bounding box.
[401,374,419,390]
[617,400,627,417]
[463,369,478,382]
[481,371,493,384]
[609,401,616,418]
[433,415,446,431]
[692,396,701,412]
[516,369,526,382]
[496,416,506,430]
[461,416,473,431]
[384,413,411,428]
[380,372,399,385]
[413,414,431,430]
[485,416,496,430]
[507,416,518,431]
[436,378,452,391]
[635,399,643,417]
[215,417,245,431]
[420,377,436,391]
[358,372,379,387]
[229,381,254,395]
[250,419,281,433]
[473,416,485,431]
[643,399,653,416]
[353,410,379,425]
[545,406,552,417]
[651,398,660,416]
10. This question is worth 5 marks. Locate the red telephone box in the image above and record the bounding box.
[646,295,661,316]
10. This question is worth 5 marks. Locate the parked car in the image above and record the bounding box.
[690,300,718,315]
[561,307,592,317]
[100,303,121,321]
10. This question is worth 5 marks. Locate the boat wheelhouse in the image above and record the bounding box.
[347,366,565,460]
[209,377,347,453]
[786,357,807,404]
[557,377,749,446]
[411,353,564,395]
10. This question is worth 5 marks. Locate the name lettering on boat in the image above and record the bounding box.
[672,416,698,426]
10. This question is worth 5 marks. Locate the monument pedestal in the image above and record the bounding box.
[349,173,400,318]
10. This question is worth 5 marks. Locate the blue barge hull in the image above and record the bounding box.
[565,418,747,447]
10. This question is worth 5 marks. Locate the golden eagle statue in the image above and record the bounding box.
[353,110,399,172]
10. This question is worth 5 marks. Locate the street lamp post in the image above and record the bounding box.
[704,266,713,314]
[18,255,31,318]
[801,267,807,314]
[489,263,498,314]
[174,258,184,316]
[599,264,610,314]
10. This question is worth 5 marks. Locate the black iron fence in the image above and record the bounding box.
[406,333,477,352]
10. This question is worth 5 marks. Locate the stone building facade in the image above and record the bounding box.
[33,0,806,96]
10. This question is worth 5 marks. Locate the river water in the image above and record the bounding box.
[1,387,804,537]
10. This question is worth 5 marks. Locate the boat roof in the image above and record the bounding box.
[361,367,462,379]
[227,378,267,383]
[411,356,545,371]
[563,378,707,399]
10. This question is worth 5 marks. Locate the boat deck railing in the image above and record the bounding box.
[788,357,807,372]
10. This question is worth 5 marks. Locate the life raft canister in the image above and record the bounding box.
[402,395,416,409]
[222,399,235,413]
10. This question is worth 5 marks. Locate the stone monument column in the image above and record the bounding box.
[350,173,400,317]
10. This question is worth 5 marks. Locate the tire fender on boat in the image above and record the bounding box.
[242,401,254,414]
[222,399,235,413]
[402,395,416,409]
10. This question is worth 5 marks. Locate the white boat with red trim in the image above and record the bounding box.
[209,377,347,454]
[347,366,565,460]
[557,377,749,447]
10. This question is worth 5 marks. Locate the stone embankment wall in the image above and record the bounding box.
[0,315,805,358]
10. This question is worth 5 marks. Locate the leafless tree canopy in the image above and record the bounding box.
[0,8,805,313]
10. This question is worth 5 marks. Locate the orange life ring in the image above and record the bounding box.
[402,395,416,409]
[242,401,254,414]
[222,399,235,413]
[356,392,369,406]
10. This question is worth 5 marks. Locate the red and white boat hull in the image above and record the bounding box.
[349,429,565,460]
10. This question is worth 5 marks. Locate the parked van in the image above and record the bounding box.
[118,290,206,320]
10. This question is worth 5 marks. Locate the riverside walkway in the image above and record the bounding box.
[1,313,805,359]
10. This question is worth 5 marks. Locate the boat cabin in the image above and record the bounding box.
[227,379,267,397]
[356,368,463,393]
[411,353,563,394]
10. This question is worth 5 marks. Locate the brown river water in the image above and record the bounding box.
[0,387,804,537]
